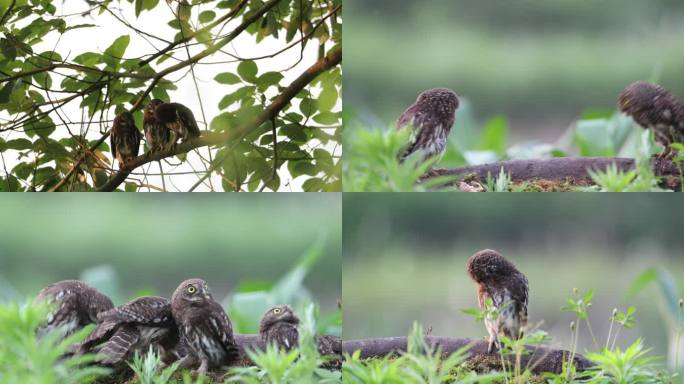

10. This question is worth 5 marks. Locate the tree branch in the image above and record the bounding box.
[428,157,683,190]
[343,336,594,374]
[95,47,341,192]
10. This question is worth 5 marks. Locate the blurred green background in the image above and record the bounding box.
[343,193,684,359]
[345,0,684,143]
[0,194,341,334]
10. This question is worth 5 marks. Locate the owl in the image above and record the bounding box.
[76,296,182,366]
[259,305,299,351]
[618,81,684,160]
[153,101,201,144]
[396,88,460,164]
[466,249,529,353]
[144,99,172,152]
[34,280,114,340]
[171,279,240,375]
[110,111,142,167]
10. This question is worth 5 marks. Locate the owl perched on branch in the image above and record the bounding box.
[259,305,299,351]
[171,279,239,375]
[76,296,181,366]
[466,249,529,353]
[110,111,142,168]
[144,99,172,152]
[395,88,460,165]
[618,81,684,160]
[34,280,114,340]
[153,101,201,145]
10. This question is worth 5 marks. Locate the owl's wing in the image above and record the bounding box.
[175,103,200,136]
[103,296,172,326]
[97,325,140,365]
[206,302,239,359]
[110,130,117,159]
[271,323,298,350]
[509,273,529,320]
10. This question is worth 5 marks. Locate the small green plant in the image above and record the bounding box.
[585,339,663,384]
[129,348,180,384]
[0,301,108,383]
[484,167,512,192]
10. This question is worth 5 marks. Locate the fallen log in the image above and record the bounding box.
[428,157,683,190]
[343,336,593,374]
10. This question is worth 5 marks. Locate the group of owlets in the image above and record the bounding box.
[398,82,684,167]
[34,278,329,375]
[110,99,201,168]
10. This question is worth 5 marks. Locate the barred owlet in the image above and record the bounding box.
[396,88,460,164]
[34,280,114,340]
[153,101,201,144]
[144,99,172,152]
[171,279,239,375]
[76,296,181,365]
[259,305,299,351]
[110,111,142,167]
[466,249,529,353]
[618,81,684,159]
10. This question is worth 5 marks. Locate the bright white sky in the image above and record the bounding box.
[0,0,340,191]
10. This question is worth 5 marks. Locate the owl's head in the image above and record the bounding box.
[618,81,662,115]
[113,111,136,130]
[416,88,460,113]
[260,304,299,333]
[145,99,165,121]
[466,249,520,284]
[172,278,213,306]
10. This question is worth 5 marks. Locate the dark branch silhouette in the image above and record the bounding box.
[343,336,594,374]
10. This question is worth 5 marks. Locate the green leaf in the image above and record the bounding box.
[302,177,325,192]
[210,112,234,131]
[125,182,137,192]
[317,86,337,111]
[73,52,101,67]
[478,116,508,156]
[199,10,216,23]
[256,71,283,90]
[5,138,32,151]
[237,60,258,82]
[103,35,130,69]
[214,72,241,85]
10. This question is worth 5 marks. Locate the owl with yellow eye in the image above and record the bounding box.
[171,278,240,375]
[259,305,300,351]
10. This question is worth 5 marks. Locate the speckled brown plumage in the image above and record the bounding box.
[34,280,114,340]
[618,81,684,159]
[154,102,201,144]
[110,111,142,167]
[171,279,239,375]
[396,88,459,163]
[76,296,181,366]
[466,249,528,353]
[259,305,299,351]
[144,99,171,152]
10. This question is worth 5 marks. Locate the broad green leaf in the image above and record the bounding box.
[317,86,337,111]
[199,10,216,23]
[214,72,241,85]
[103,35,130,69]
[237,60,258,82]
[478,116,508,156]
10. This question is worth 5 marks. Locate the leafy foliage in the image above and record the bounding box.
[0,0,341,191]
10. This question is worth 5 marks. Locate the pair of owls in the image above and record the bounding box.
[399,82,684,168]
[35,278,301,375]
[110,99,201,167]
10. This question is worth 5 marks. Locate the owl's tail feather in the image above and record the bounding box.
[98,327,139,365]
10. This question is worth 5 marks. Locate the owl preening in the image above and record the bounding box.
[260,305,300,351]
[34,280,114,340]
[396,88,460,166]
[618,81,684,160]
[171,278,240,375]
[76,296,181,366]
[467,249,529,353]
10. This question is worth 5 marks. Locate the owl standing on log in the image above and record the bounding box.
[618,81,684,160]
[110,111,142,168]
[259,305,300,351]
[171,278,240,375]
[76,296,182,366]
[466,249,529,353]
[395,88,460,167]
[34,280,114,340]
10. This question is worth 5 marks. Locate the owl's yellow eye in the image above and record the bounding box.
[273,308,282,314]
[187,286,197,294]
